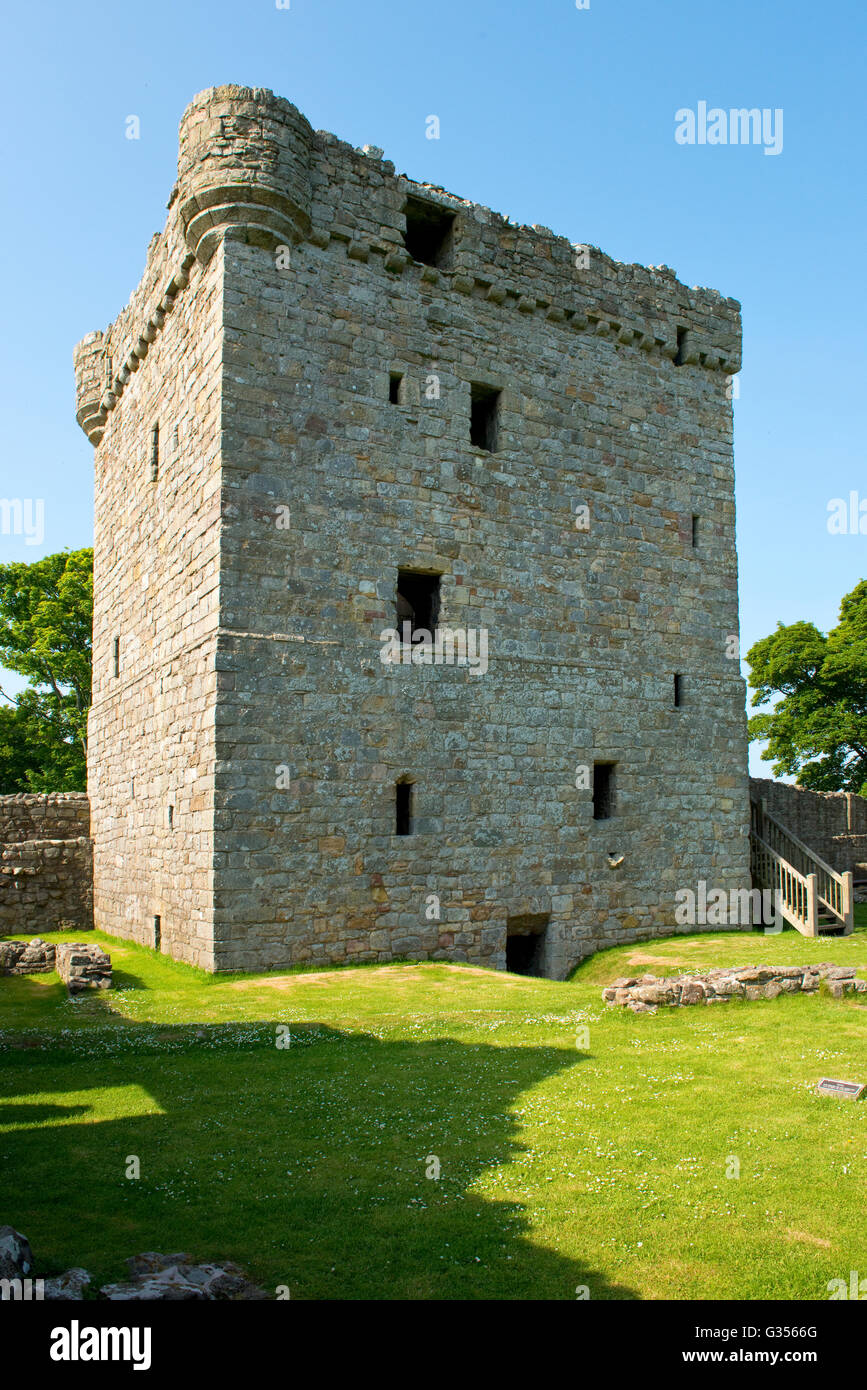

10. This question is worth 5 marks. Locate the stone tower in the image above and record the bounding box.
[74,85,750,976]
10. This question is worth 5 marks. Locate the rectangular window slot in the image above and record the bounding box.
[153,916,161,951]
[168,805,174,830]
[402,197,456,268]
[674,674,683,708]
[396,779,414,836]
[675,326,689,366]
[506,914,549,976]
[113,636,120,678]
[470,383,501,452]
[150,422,159,481]
[389,372,405,405]
[691,514,699,548]
[593,762,615,820]
[396,569,441,645]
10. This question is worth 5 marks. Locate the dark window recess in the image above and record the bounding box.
[674,674,683,707]
[389,372,405,405]
[506,914,549,977]
[113,636,120,678]
[168,805,174,830]
[402,197,456,268]
[674,326,689,366]
[396,569,441,642]
[395,780,414,836]
[593,762,615,820]
[150,422,159,481]
[153,916,161,951]
[691,514,699,548]
[470,383,501,452]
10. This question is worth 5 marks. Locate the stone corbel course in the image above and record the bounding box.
[604,963,867,1013]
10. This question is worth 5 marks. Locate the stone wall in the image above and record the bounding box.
[0,794,93,934]
[604,962,866,1013]
[75,85,751,976]
[0,794,90,843]
[750,778,867,877]
[76,200,223,966]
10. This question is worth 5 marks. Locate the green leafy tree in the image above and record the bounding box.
[0,548,93,792]
[747,579,867,793]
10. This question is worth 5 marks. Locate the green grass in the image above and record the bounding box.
[2,922,867,1300]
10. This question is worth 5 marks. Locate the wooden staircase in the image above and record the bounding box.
[750,797,854,936]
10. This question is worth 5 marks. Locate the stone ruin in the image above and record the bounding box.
[603,963,867,1013]
[55,943,112,993]
[0,938,55,975]
[0,1227,266,1301]
[0,938,111,992]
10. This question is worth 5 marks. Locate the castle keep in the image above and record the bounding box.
[74,85,750,976]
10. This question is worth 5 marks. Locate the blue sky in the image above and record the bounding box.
[1,0,865,776]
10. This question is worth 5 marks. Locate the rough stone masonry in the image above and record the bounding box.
[73,85,750,977]
[0,793,92,934]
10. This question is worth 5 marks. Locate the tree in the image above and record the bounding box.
[0,548,93,792]
[746,579,867,793]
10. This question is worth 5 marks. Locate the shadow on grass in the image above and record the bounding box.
[0,1102,91,1124]
[0,1023,636,1301]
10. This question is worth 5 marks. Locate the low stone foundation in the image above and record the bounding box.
[0,938,111,992]
[55,943,112,992]
[604,963,867,1013]
[0,938,55,974]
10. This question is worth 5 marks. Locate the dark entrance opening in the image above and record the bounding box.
[506,913,550,976]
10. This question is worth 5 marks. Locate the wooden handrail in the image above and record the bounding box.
[752,799,844,883]
[750,796,853,935]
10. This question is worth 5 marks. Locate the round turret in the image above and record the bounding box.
[73,330,108,444]
[176,85,313,263]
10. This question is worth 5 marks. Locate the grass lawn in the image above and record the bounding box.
[1,920,866,1300]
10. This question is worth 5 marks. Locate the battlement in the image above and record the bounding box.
[74,83,741,444]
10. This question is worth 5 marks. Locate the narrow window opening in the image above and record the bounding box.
[389,372,405,405]
[593,762,615,820]
[113,636,120,678]
[674,674,683,708]
[402,197,456,268]
[153,915,161,951]
[168,804,174,830]
[150,422,159,482]
[506,914,549,977]
[395,779,414,836]
[691,514,699,548]
[396,569,441,645]
[674,326,689,366]
[470,383,501,452]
